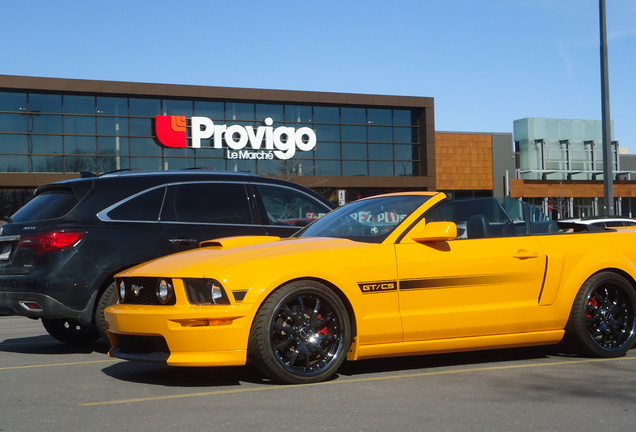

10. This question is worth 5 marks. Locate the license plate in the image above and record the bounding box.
[0,243,12,261]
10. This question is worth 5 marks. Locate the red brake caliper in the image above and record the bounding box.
[317,314,329,336]
[586,297,599,319]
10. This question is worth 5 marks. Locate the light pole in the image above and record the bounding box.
[600,0,614,215]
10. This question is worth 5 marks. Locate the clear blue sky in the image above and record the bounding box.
[3,1,635,151]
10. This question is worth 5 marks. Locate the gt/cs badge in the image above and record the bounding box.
[358,281,397,293]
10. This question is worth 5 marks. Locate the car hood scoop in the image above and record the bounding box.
[199,236,281,249]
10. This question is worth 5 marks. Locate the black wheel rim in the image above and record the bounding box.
[270,292,345,377]
[585,282,635,350]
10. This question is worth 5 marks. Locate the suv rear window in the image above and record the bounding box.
[10,190,78,222]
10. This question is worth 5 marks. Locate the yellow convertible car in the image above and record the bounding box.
[105,192,636,384]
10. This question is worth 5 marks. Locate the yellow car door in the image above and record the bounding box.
[395,234,547,341]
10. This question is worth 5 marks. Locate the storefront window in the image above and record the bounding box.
[97,97,128,116]
[163,99,193,116]
[66,155,97,173]
[64,95,95,114]
[314,124,339,141]
[342,125,366,142]
[31,135,63,154]
[195,158,226,171]
[64,116,96,134]
[163,157,195,170]
[395,161,416,176]
[29,93,61,113]
[0,92,27,111]
[129,98,161,117]
[313,106,339,123]
[315,142,340,159]
[367,108,391,125]
[342,143,367,160]
[0,155,28,172]
[30,114,62,134]
[129,117,153,136]
[343,160,367,176]
[393,109,414,126]
[130,137,161,156]
[314,160,341,176]
[368,126,392,143]
[394,126,414,143]
[226,103,254,121]
[0,134,28,153]
[98,117,128,135]
[369,143,392,160]
[285,105,312,123]
[195,101,224,119]
[341,107,365,125]
[32,155,63,172]
[66,136,97,155]
[98,136,129,156]
[394,144,416,160]
[369,161,394,176]
[256,104,284,122]
[130,156,162,170]
[0,113,28,133]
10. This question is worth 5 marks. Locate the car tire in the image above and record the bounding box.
[41,318,100,345]
[564,271,636,357]
[248,280,352,384]
[95,281,118,342]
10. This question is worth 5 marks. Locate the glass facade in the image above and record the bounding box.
[514,118,618,181]
[0,91,421,177]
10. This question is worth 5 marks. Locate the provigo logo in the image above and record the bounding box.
[155,116,317,160]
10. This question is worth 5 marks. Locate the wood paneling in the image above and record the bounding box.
[511,179,636,197]
[435,133,493,190]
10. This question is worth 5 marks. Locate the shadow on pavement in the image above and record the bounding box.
[0,334,109,355]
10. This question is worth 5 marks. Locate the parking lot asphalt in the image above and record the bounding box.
[1,314,635,432]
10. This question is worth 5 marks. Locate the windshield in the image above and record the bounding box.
[295,195,432,243]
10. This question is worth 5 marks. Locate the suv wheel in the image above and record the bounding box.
[41,318,100,345]
[95,281,118,342]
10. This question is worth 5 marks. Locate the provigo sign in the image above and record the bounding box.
[155,116,317,160]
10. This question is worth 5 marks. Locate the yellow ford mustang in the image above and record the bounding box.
[105,192,636,384]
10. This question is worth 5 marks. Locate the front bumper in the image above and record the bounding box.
[105,303,256,367]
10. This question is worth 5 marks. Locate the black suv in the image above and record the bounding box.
[0,170,335,344]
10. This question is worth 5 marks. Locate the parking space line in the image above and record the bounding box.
[0,359,119,370]
[78,356,636,407]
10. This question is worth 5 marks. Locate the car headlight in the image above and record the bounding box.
[118,280,127,302]
[156,278,174,305]
[183,278,230,305]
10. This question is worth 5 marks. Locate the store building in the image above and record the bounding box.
[0,75,438,215]
[1,75,635,220]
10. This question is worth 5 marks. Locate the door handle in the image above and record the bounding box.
[512,249,538,259]
[169,238,198,245]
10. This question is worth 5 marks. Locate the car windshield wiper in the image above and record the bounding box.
[3,216,12,223]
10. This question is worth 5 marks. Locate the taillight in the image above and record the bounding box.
[18,231,86,254]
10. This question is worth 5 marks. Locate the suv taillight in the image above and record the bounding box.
[18,231,86,255]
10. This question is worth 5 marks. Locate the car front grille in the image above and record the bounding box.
[117,277,176,305]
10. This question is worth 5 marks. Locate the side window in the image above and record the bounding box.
[165,183,252,224]
[106,187,166,222]
[425,198,518,239]
[256,184,330,227]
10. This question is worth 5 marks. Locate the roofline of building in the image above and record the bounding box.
[0,74,434,109]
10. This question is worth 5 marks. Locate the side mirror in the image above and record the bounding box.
[410,220,457,243]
